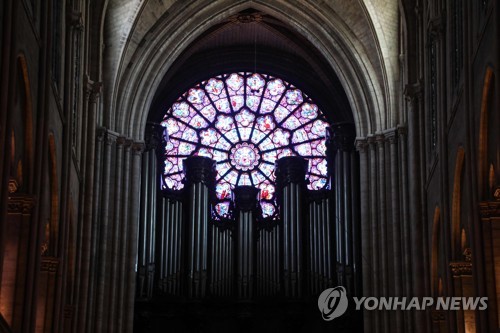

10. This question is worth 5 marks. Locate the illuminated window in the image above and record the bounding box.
[161,72,329,219]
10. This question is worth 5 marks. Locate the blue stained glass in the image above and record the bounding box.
[200,105,216,122]
[161,72,330,215]
[200,128,219,145]
[205,78,224,95]
[215,99,230,113]
[187,88,205,104]
[215,202,230,216]
[261,202,276,218]
[300,103,318,119]
[260,99,276,114]
[235,109,255,127]
[230,95,244,111]
[215,115,234,131]
[172,102,190,117]
[270,128,289,147]
[226,73,244,91]
[285,89,303,105]
[247,73,265,92]
[266,79,286,96]
[246,96,260,111]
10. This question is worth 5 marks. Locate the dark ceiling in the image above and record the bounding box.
[149,9,353,126]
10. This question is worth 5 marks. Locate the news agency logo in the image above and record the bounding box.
[317,286,349,321]
[318,286,488,321]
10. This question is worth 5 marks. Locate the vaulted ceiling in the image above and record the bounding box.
[99,0,400,139]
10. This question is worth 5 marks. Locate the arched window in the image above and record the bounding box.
[161,72,329,219]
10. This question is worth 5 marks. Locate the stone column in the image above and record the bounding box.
[276,156,307,298]
[115,139,132,333]
[387,128,404,332]
[234,186,259,299]
[405,82,425,333]
[184,156,216,298]
[356,138,372,330]
[77,79,101,333]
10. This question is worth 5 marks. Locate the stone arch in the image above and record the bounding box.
[451,146,465,258]
[107,0,392,140]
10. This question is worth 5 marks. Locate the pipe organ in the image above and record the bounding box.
[137,124,361,302]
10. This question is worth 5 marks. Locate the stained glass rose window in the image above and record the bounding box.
[161,72,330,219]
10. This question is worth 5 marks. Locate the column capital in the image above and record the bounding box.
[479,201,500,218]
[449,261,472,277]
[397,125,407,137]
[428,15,445,41]
[183,156,216,185]
[7,194,36,214]
[116,136,127,146]
[327,123,356,152]
[367,135,377,150]
[145,122,165,150]
[84,76,102,103]
[96,127,107,142]
[233,186,260,212]
[355,138,369,152]
[68,11,83,31]
[131,142,145,156]
[383,128,398,144]
[404,82,423,104]
[276,156,308,186]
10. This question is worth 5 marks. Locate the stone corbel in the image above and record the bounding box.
[68,11,83,31]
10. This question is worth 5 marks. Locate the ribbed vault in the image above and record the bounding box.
[102,0,400,139]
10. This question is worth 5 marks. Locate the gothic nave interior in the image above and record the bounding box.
[0,0,499,332]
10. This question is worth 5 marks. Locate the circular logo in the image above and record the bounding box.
[318,286,348,321]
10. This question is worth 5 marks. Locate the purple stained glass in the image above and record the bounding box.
[247,73,265,92]
[266,79,286,96]
[161,72,330,215]
[226,73,244,91]
[261,202,276,218]
[187,88,205,104]
[215,202,230,216]
[205,78,224,95]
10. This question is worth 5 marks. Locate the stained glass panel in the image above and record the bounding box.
[161,72,331,217]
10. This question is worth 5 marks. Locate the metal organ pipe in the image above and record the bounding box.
[276,156,308,298]
[184,156,215,298]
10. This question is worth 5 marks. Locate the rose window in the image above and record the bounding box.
[161,72,330,219]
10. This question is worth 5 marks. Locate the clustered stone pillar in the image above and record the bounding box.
[77,125,143,333]
[276,156,307,298]
[233,186,259,299]
[356,126,409,333]
[76,79,101,333]
[183,156,216,298]
[327,123,360,296]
